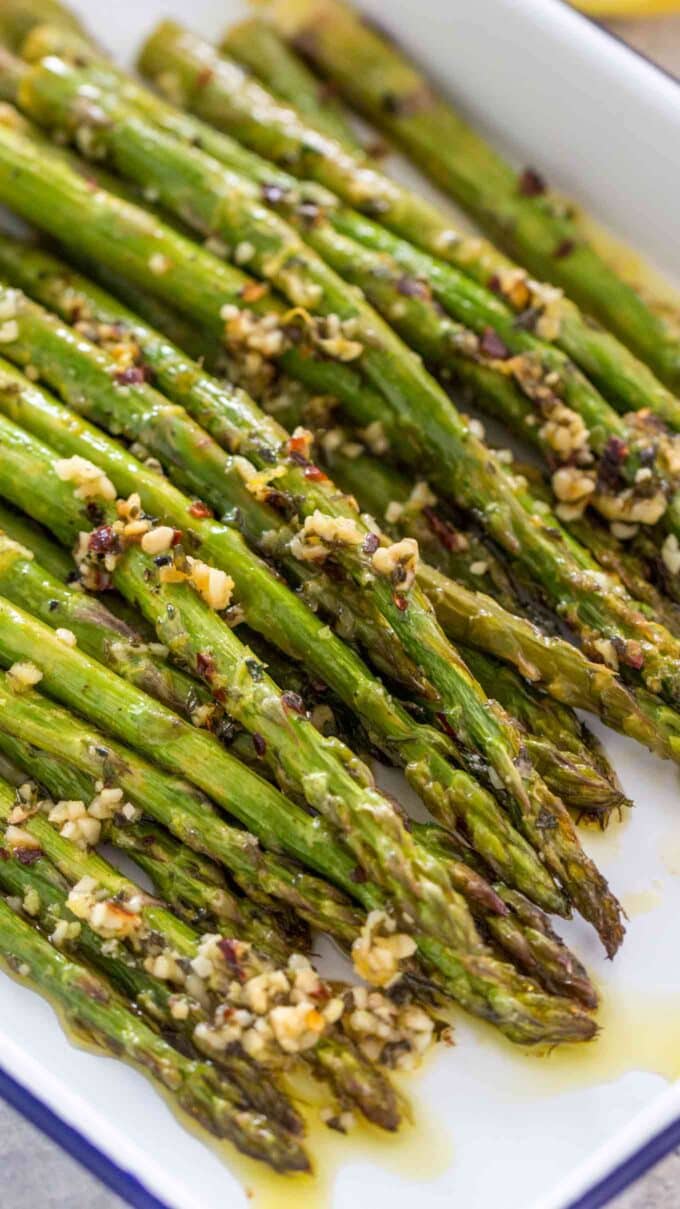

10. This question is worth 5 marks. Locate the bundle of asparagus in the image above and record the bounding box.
[0,0,676,1181]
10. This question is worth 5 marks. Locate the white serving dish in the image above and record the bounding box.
[1,2,679,1207]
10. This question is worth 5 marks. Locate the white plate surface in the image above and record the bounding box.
[1,2,679,1208]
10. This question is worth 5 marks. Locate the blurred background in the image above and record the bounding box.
[578,2,680,77]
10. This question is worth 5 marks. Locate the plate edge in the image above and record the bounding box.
[0,1060,171,1209]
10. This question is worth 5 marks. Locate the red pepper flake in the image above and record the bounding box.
[281,690,306,715]
[362,532,380,555]
[188,500,213,518]
[304,463,327,481]
[422,507,465,552]
[16,847,42,866]
[624,647,645,670]
[393,592,408,611]
[252,733,267,757]
[518,167,546,197]
[196,651,216,679]
[171,529,183,547]
[554,238,576,259]
[218,937,246,981]
[88,525,118,554]
[436,713,458,740]
[596,436,628,491]
[488,274,502,294]
[196,67,214,89]
[113,365,150,386]
[479,327,510,360]
[241,281,268,304]
[287,432,312,457]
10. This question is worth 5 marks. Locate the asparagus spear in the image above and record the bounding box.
[0,768,308,1133]
[0,325,664,789]
[0,620,599,1045]
[22,56,678,546]
[0,501,497,974]
[0,724,303,959]
[0,403,627,960]
[0,690,551,982]
[0,650,366,945]
[0,721,597,1016]
[0,0,83,52]
[0,287,565,914]
[0,525,511,969]
[13,59,618,828]
[0,523,223,725]
[512,460,680,639]
[0,765,401,1133]
[263,0,680,391]
[25,17,678,458]
[0,496,73,579]
[1,114,675,714]
[34,9,673,485]
[458,647,627,822]
[0,892,314,1169]
[223,16,362,149]
[413,823,596,1008]
[30,20,678,521]
[0,251,585,888]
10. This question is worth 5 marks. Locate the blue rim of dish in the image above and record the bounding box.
[564,1113,680,1209]
[0,1062,170,1209]
[0,5,677,1209]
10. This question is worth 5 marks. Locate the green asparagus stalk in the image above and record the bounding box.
[458,646,628,821]
[263,0,680,391]
[24,17,677,461]
[0,652,365,944]
[0,725,302,959]
[0,893,312,1169]
[0,403,626,959]
[0,283,567,917]
[0,615,599,1046]
[0,720,597,1017]
[0,321,662,794]
[0,529,505,970]
[0,527,222,725]
[0,770,308,1136]
[30,23,677,524]
[0,113,675,716]
[23,55,680,543]
[0,0,83,52]
[512,460,680,638]
[0,496,72,579]
[0,765,400,1134]
[0,690,544,977]
[223,16,362,149]
[413,822,597,1008]
[0,277,580,916]
[33,12,674,470]
[14,58,623,838]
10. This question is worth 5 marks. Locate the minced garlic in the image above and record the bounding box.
[352,910,417,988]
[54,455,116,501]
[371,537,419,591]
[186,558,234,611]
[55,628,77,647]
[7,661,43,692]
